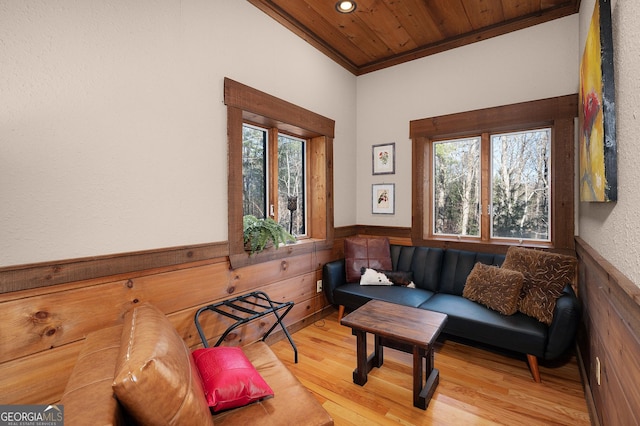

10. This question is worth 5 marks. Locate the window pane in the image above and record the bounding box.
[433,137,480,237]
[278,134,305,236]
[242,125,267,218]
[491,129,551,241]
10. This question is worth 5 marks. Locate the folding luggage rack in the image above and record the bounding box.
[194,290,298,363]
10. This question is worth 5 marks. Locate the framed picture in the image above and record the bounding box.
[579,0,617,202]
[372,183,395,214]
[372,143,395,175]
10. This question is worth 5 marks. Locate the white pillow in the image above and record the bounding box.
[359,268,415,288]
[360,267,394,285]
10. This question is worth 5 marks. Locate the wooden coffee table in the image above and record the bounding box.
[340,299,447,410]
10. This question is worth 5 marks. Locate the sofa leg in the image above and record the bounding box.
[527,354,541,383]
[337,305,345,322]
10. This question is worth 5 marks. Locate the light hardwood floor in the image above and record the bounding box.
[269,310,591,426]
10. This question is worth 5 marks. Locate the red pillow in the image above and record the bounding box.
[192,347,274,412]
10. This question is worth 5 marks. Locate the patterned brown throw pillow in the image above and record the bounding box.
[502,246,577,325]
[463,263,524,315]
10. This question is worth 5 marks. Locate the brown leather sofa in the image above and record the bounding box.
[60,303,333,425]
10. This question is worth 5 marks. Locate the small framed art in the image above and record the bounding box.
[372,143,395,175]
[372,183,395,214]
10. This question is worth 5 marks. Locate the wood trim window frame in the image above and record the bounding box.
[410,94,578,253]
[224,78,335,267]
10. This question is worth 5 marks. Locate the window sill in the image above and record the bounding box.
[229,238,331,269]
[413,236,556,254]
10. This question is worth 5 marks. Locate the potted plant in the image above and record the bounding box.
[243,215,296,255]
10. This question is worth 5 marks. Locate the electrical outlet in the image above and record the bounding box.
[316,280,323,293]
[595,356,601,385]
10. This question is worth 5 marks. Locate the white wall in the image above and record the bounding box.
[356,15,580,226]
[7,0,627,277]
[578,0,640,286]
[0,0,357,266]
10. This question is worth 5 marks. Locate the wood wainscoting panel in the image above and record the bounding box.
[0,341,81,405]
[0,245,334,405]
[0,261,231,364]
[576,237,640,425]
[191,270,326,348]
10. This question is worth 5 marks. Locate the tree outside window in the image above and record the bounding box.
[277,134,305,236]
[242,125,267,218]
[431,129,551,243]
[491,129,550,241]
[433,137,480,237]
[242,124,306,237]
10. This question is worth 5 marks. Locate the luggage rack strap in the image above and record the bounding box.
[194,290,298,363]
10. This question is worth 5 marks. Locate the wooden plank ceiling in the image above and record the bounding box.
[248,0,580,75]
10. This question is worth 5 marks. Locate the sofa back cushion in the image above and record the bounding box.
[391,245,444,291]
[112,303,214,426]
[439,249,506,296]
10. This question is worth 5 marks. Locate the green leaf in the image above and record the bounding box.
[242,215,295,255]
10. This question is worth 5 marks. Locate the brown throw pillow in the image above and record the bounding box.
[463,263,524,315]
[502,246,577,325]
[112,303,213,426]
[344,237,392,282]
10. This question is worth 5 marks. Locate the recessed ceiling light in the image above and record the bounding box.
[335,1,356,14]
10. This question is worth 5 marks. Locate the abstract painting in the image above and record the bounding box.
[579,0,617,202]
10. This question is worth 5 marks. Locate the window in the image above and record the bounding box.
[242,125,267,219]
[432,129,551,243]
[242,124,306,236]
[277,133,306,235]
[411,95,577,251]
[433,137,481,237]
[225,78,335,266]
[491,129,550,241]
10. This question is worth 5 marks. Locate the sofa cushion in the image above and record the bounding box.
[192,347,273,412]
[112,303,214,426]
[344,237,392,283]
[391,246,444,291]
[463,263,524,315]
[502,246,577,325]
[419,294,547,357]
[360,267,415,287]
[213,341,334,426]
[334,283,434,310]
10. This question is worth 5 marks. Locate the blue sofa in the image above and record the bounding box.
[322,244,580,382]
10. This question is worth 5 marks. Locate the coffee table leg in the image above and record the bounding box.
[374,334,383,367]
[413,346,426,409]
[414,346,439,410]
[353,329,368,385]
